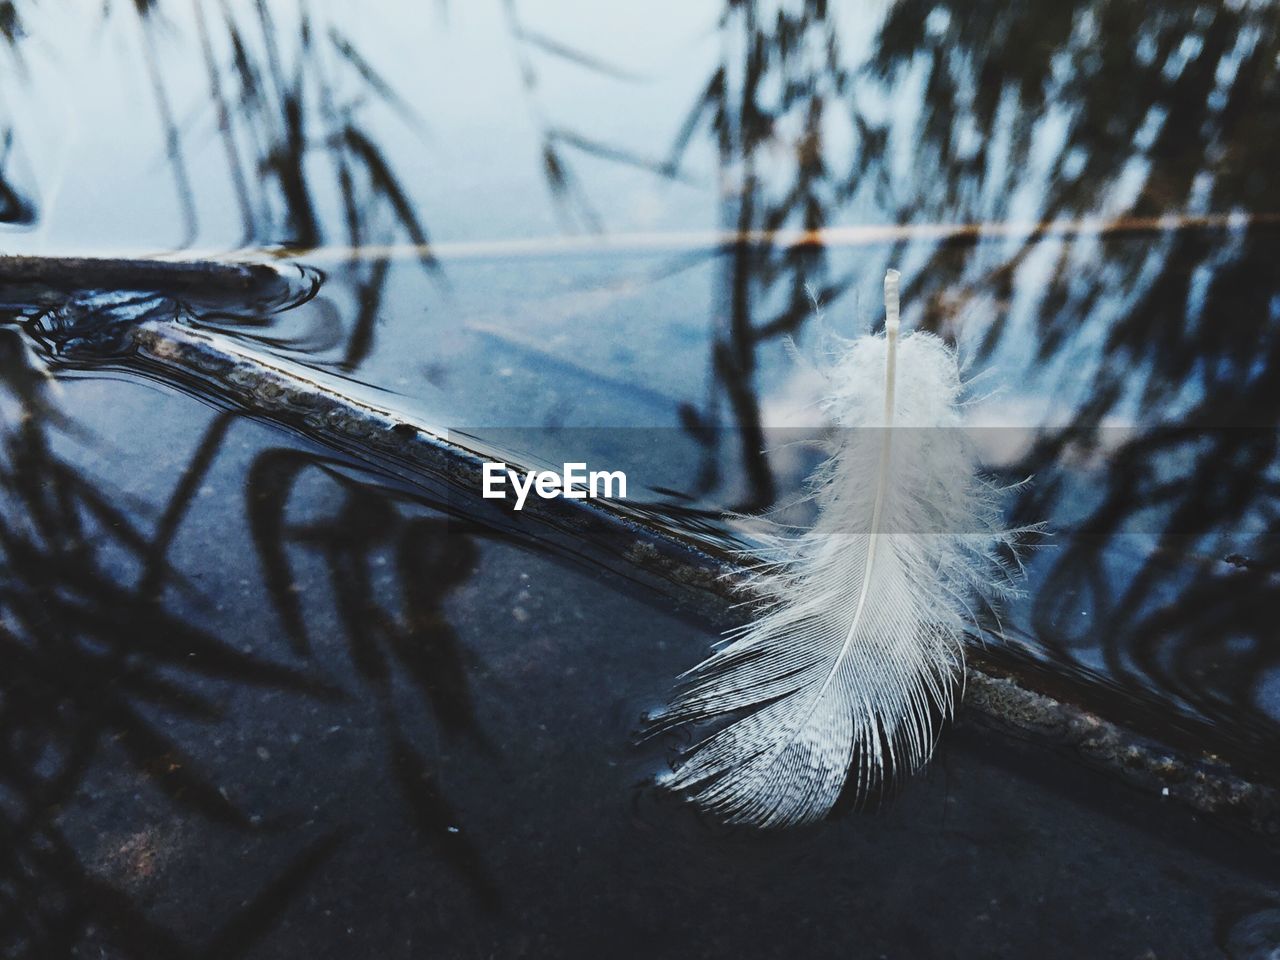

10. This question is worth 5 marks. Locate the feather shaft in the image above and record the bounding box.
[811,269,901,725]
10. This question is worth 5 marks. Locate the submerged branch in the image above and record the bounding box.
[115,317,1280,843]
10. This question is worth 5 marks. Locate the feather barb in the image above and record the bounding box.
[656,268,1025,827]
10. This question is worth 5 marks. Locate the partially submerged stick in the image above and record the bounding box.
[0,255,294,298]
[117,318,1280,841]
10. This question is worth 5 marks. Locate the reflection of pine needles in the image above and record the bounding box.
[0,129,36,224]
[245,449,498,905]
[503,0,686,234]
[0,328,361,956]
[851,2,1280,743]
[642,0,1280,756]
[134,0,441,365]
[7,0,443,361]
[0,309,505,947]
[246,450,489,745]
[0,368,340,818]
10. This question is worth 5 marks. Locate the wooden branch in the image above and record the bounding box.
[121,318,1280,843]
[0,255,292,298]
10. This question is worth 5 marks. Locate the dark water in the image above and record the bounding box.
[3,1,1280,956]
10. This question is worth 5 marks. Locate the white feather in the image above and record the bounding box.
[657,270,1026,827]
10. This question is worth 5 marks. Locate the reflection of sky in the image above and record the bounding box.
[0,0,1242,437]
[1,2,724,252]
[0,2,925,254]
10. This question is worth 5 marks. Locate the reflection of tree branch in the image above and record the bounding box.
[649,0,1280,747]
[667,2,854,508]
[243,444,498,904]
[502,0,686,234]
[198,829,348,960]
[192,0,257,243]
[388,731,499,910]
[137,410,237,600]
[0,128,36,224]
[0,321,363,954]
[247,449,489,743]
[72,0,444,365]
[0,271,513,945]
[132,2,199,249]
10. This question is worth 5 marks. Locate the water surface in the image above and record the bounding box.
[3,1,1280,956]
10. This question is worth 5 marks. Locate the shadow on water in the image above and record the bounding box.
[243,450,502,908]
[0,311,503,952]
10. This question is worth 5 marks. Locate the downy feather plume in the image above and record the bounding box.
[655,269,1026,827]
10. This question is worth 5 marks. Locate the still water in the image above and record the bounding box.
[2,1,1280,956]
